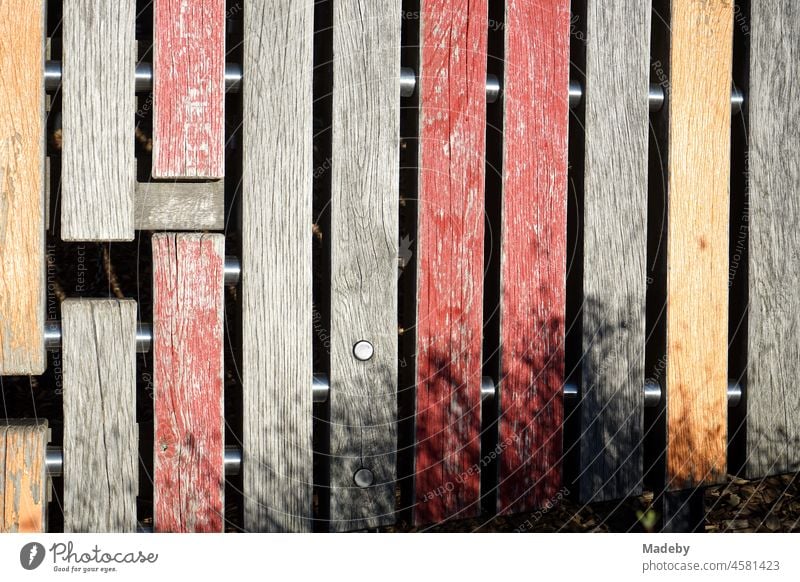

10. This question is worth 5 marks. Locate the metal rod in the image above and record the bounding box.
[46,446,241,477]
[43,61,744,114]
[563,381,743,408]
[224,256,241,286]
[44,321,152,353]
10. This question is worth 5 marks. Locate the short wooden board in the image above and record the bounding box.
[1,420,49,533]
[497,0,570,514]
[62,299,138,532]
[329,0,401,531]
[152,0,226,179]
[413,0,487,525]
[135,180,224,231]
[153,233,225,532]
[0,0,45,375]
[665,0,732,489]
[62,0,135,241]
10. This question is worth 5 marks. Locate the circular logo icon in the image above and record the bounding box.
[20,542,46,570]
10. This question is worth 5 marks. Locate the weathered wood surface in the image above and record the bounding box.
[62,0,135,241]
[579,0,651,503]
[153,233,225,532]
[0,0,45,375]
[413,0,487,526]
[153,0,225,179]
[329,0,400,531]
[62,299,138,532]
[665,0,732,489]
[241,0,314,532]
[745,0,800,478]
[1,420,49,532]
[497,0,569,514]
[135,180,224,231]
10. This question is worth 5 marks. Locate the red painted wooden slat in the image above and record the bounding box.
[414,0,488,526]
[153,0,225,179]
[497,0,570,514]
[153,233,225,532]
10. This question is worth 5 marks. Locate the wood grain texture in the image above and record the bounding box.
[62,0,135,241]
[62,299,138,532]
[413,0,487,526]
[745,0,800,478]
[0,0,45,375]
[497,0,569,514]
[329,0,400,531]
[1,420,49,532]
[153,233,224,532]
[241,0,314,532]
[665,0,732,489]
[153,0,225,179]
[135,180,224,231]
[579,0,651,503]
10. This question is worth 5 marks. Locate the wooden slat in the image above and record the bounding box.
[62,0,135,241]
[1,420,49,533]
[62,299,138,532]
[745,0,800,478]
[135,180,224,231]
[152,0,225,179]
[497,0,569,514]
[241,0,314,532]
[665,0,732,489]
[413,0,487,526]
[579,0,651,502]
[153,233,224,532]
[329,0,400,531]
[0,0,45,375]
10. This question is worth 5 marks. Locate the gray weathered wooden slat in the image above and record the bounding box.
[241,0,314,532]
[745,0,800,478]
[62,0,135,241]
[135,180,224,231]
[329,0,401,531]
[579,0,651,502]
[62,299,138,532]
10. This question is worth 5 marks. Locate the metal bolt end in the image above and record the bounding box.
[353,340,374,361]
[354,468,374,488]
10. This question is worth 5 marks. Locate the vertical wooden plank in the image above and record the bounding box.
[579,0,651,502]
[745,0,800,478]
[413,0,487,525]
[152,0,225,179]
[1,420,49,533]
[62,299,138,532]
[62,0,135,241]
[241,0,314,532]
[497,0,570,514]
[153,233,224,532]
[665,0,732,489]
[329,0,400,531]
[0,0,45,375]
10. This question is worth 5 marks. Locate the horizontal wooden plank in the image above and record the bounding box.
[329,0,401,531]
[62,299,138,532]
[497,0,569,514]
[153,233,225,532]
[62,0,135,241]
[135,180,224,231]
[665,0,732,489]
[413,0,487,526]
[1,420,49,533]
[745,0,800,478]
[152,0,226,179]
[579,0,650,503]
[0,0,45,375]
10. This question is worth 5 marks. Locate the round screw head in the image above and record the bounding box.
[353,340,374,361]
[354,468,374,488]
